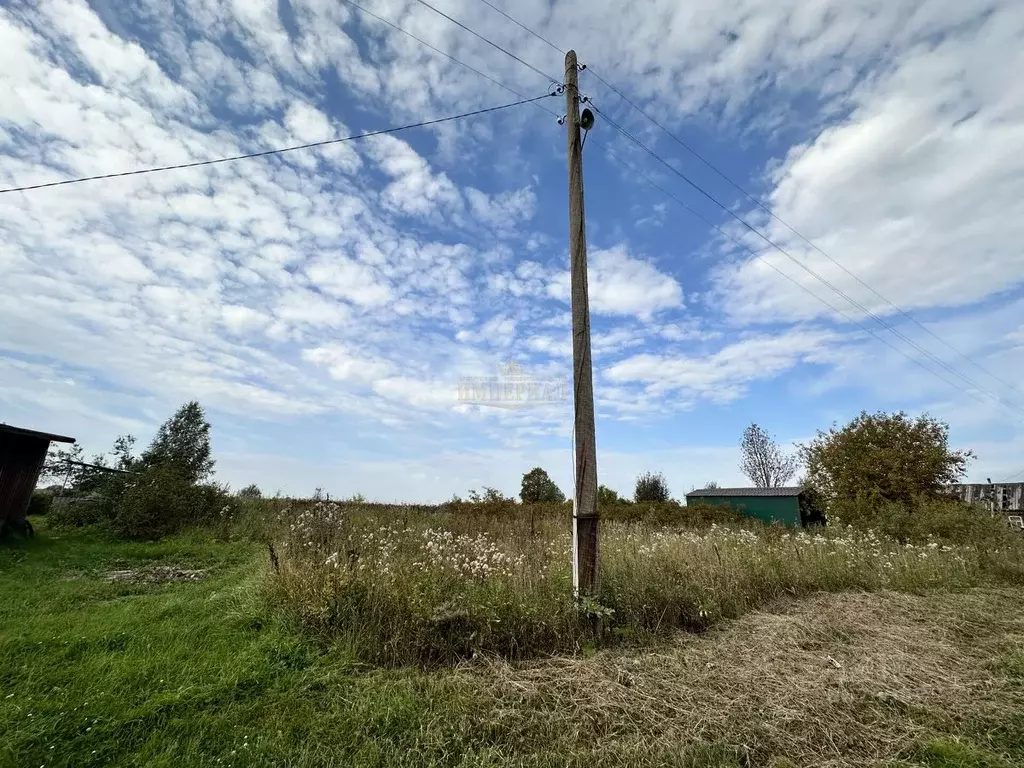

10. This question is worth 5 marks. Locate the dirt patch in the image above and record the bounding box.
[104,565,206,583]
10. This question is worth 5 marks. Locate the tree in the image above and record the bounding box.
[704,480,720,489]
[740,423,798,488]
[597,484,623,505]
[41,442,85,486]
[800,411,973,507]
[520,467,565,504]
[111,434,138,471]
[467,486,509,503]
[140,401,215,484]
[237,484,262,499]
[634,471,670,503]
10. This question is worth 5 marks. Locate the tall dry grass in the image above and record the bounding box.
[263,498,1024,666]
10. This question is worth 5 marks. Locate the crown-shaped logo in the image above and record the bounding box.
[498,360,527,379]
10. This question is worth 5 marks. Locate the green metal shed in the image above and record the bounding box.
[685,487,820,527]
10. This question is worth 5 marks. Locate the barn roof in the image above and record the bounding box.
[686,486,803,498]
[0,423,76,443]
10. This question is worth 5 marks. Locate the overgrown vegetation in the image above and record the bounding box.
[44,401,228,539]
[265,497,1024,666]
[801,410,982,542]
[3,521,1023,768]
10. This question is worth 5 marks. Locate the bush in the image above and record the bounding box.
[27,491,53,516]
[830,493,1016,547]
[603,500,744,527]
[48,493,117,529]
[598,485,629,506]
[111,466,230,539]
[237,484,262,499]
[634,472,670,503]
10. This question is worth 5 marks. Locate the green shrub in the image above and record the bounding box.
[48,492,116,529]
[237,483,262,499]
[111,466,229,539]
[602,500,744,527]
[634,471,670,502]
[27,491,53,516]
[829,493,1014,546]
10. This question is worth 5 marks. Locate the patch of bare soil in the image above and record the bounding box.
[104,565,206,583]
[462,589,1024,767]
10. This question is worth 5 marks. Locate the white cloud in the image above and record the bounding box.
[714,5,1024,323]
[605,329,838,402]
[3,0,1023,499]
[547,245,683,319]
[303,345,393,384]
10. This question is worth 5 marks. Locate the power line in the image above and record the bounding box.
[591,104,1024,418]
[0,94,554,195]
[468,0,564,55]
[409,0,558,85]
[590,136,1024,424]
[459,0,1024,401]
[1000,466,1024,483]
[582,68,1024,400]
[338,0,561,121]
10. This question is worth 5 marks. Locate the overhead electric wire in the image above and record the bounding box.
[0,94,554,195]
[583,70,1024,400]
[468,0,564,55]
[338,0,561,121]
[590,136,1024,424]
[462,0,1024,401]
[1000,466,1024,483]
[591,104,1024,417]
[409,0,559,84]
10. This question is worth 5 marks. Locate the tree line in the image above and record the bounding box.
[504,411,976,535]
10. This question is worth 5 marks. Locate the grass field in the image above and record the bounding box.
[3,517,1024,767]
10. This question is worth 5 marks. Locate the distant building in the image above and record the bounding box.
[0,423,75,534]
[948,483,1023,513]
[685,487,824,527]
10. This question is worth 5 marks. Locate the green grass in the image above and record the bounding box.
[3,518,1024,767]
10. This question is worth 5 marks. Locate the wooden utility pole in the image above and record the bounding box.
[564,49,599,599]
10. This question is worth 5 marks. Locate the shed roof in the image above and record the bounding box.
[0,423,76,443]
[687,486,802,498]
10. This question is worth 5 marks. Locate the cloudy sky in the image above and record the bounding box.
[2,0,1023,501]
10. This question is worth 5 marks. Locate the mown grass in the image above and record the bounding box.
[3,517,1024,767]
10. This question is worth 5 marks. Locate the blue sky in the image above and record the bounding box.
[2,0,1023,501]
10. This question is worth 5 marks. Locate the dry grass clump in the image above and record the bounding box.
[456,589,1024,767]
[265,498,1022,666]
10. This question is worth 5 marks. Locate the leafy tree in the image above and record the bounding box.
[41,442,85,486]
[597,484,623,505]
[237,484,262,499]
[520,467,566,504]
[704,480,720,489]
[740,423,798,488]
[467,486,509,503]
[634,471,670,503]
[800,411,973,508]
[111,434,138,471]
[140,401,215,484]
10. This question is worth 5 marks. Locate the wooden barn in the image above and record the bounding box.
[0,423,75,535]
